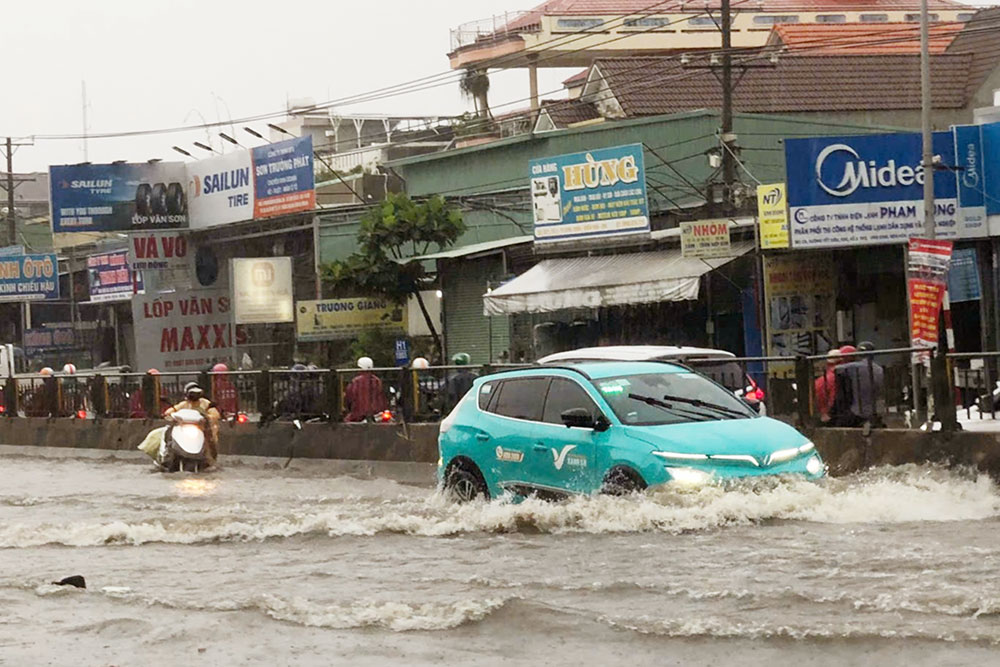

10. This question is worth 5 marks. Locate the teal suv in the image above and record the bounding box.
[438,361,825,501]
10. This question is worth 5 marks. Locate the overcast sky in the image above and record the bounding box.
[4,0,575,171]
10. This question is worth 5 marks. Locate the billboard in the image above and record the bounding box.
[232,257,294,324]
[952,125,986,238]
[529,143,649,243]
[86,250,142,302]
[756,183,790,249]
[188,136,315,229]
[784,131,969,247]
[49,162,188,234]
[680,219,731,258]
[131,288,240,372]
[0,253,59,301]
[24,327,76,353]
[296,298,407,341]
[763,253,836,371]
[252,136,316,218]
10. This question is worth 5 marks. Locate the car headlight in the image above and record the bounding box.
[805,455,823,475]
[768,441,815,465]
[665,467,713,486]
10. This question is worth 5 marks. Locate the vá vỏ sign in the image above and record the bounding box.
[296,298,407,341]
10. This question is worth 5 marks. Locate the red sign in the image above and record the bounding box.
[907,238,953,355]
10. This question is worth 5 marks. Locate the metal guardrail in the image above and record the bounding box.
[0,349,968,429]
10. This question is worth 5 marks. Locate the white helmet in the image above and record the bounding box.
[357,356,374,370]
[411,357,430,370]
[62,363,77,375]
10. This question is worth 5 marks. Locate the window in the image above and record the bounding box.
[542,378,599,424]
[905,13,938,21]
[688,16,717,27]
[958,12,975,21]
[556,18,605,30]
[815,14,846,23]
[594,372,754,426]
[860,14,889,23]
[492,378,549,421]
[623,17,672,28]
[478,382,495,410]
[753,15,799,25]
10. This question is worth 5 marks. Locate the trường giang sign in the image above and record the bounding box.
[530,143,649,243]
[231,257,294,324]
[0,254,59,301]
[784,131,973,248]
[295,298,407,341]
[49,162,188,234]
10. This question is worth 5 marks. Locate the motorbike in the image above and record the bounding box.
[160,408,209,473]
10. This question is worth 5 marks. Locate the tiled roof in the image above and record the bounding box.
[769,22,962,54]
[591,53,973,114]
[515,0,963,19]
[542,100,602,126]
[946,8,1000,100]
[562,68,590,86]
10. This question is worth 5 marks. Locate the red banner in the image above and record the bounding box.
[907,238,953,356]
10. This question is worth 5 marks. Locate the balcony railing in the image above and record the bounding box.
[450,11,535,51]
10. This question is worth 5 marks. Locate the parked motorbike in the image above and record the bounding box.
[160,408,209,473]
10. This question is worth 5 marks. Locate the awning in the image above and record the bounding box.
[483,241,753,315]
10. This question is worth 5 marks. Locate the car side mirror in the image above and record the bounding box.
[561,408,610,431]
[560,408,594,429]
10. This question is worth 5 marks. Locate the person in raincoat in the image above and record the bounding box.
[343,356,387,422]
[164,382,221,466]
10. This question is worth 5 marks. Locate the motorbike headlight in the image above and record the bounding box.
[665,467,713,486]
[806,455,824,476]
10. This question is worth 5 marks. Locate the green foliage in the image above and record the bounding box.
[321,193,465,356]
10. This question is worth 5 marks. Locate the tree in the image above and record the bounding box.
[459,68,492,120]
[322,192,465,359]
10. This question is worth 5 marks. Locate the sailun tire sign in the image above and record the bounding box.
[784,132,970,248]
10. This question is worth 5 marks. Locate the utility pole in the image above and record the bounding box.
[920,0,934,239]
[720,0,736,214]
[5,138,13,247]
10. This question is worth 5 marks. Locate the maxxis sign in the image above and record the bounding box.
[784,132,970,248]
[187,136,315,230]
[131,288,240,372]
[49,162,188,233]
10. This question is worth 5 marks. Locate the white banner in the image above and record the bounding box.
[131,288,236,372]
[789,199,958,247]
[187,151,253,229]
[232,257,294,324]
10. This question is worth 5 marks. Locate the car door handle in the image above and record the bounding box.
[533,444,548,452]
[476,433,491,441]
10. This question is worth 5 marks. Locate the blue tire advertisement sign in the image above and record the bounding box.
[49,162,188,234]
[529,143,649,244]
[0,253,59,301]
[784,131,970,247]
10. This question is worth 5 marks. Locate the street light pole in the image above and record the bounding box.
[920,0,935,239]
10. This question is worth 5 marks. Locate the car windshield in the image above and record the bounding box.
[593,371,756,425]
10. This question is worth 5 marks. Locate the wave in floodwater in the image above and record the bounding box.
[23,584,1000,643]
[1,465,997,547]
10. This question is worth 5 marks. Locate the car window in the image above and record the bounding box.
[542,378,599,424]
[477,382,495,410]
[593,372,755,425]
[491,378,550,421]
[693,361,747,391]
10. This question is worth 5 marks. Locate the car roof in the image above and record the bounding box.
[537,345,736,364]
[480,361,688,382]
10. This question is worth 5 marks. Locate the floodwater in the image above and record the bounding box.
[1,450,999,666]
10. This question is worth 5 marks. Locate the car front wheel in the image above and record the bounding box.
[445,465,489,503]
[601,466,646,496]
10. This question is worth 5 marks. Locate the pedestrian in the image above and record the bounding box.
[833,342,885,428]
[343,356,387,422]
[813,348,842,423]
[444,352,477,414]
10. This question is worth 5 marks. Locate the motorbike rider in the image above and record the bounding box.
[344,356,387,422]
[444,352,477,413]
[164,382,221,467]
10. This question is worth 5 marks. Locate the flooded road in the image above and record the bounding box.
[1,451,999,665]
